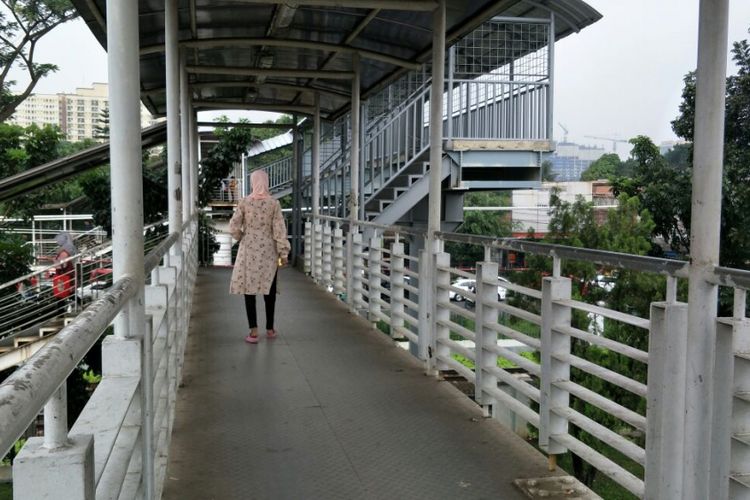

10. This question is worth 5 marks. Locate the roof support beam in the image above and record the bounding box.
[222,0,436,11]
[187,65,354,79]
[142,37,420,70]
[196,121,297,129]
[143,81,350,100]
[193,100,315,114]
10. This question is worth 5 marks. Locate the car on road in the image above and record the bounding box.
[450,279,475,302]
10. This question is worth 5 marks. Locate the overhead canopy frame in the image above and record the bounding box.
[71,0,601,119]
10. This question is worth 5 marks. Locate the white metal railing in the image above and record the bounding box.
[304,214,750,499]
[363,85,431,197]
[259,155,294,193]
[0,218,199,499]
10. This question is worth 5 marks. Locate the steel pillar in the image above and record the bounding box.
[189,107,199,212]
[180,53,192,222]
[166,0,183,254]
[350,53,361,222]
[109,0,145,340]
[683,0,730,497]
[546,13,555,140]
[427,0,445,250]
[292,120,303,263]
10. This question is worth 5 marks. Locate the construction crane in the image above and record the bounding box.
[558,123,569,143]
[584,135,629,153]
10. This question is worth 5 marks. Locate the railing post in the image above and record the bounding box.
[539,275,571,458]
[333,223,345,297]
[304,220,312,275]
[322,222,333,290]
[351,231,364,312]
[313,220,323,283]
[645,301,688,499]
[433,251,450,373]
[475,260,499,417]
[368,232,382,325]
[390,240,405,340]
[418,248,433,370]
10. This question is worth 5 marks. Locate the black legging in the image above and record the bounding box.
[244,272,278,330]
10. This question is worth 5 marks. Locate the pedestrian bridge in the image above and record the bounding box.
[163,266,554,499]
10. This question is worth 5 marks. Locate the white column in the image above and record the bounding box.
[350,54,360,222]
[165,0,183,252]
[180,52,192,223]
[110,0,145,339]
[683,0,730,497]
[427,0,446,250]
[310,94,321,279]
[190,107,199,212]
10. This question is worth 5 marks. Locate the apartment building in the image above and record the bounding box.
[9,83,158,142]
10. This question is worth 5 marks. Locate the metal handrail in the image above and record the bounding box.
[0,228,180,458]
[435,231,690,277]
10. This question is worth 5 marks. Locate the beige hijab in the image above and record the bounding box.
[249,170,272,200]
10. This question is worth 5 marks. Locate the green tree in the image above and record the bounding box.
[611,136,692,255]
[0,231,32,296]
[580,153,622,181]
[0,0,78,121]
[670,27,750,269]
[198,118,256,206]
[0,123,82,221]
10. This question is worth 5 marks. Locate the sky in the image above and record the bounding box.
[7,0,750,156]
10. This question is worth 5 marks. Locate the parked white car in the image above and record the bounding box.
[450,279,475,302]
[498,276,510,301]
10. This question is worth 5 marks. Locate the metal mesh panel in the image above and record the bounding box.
[366,69,428,122]
[454,20,550,81]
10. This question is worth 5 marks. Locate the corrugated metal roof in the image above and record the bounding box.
[70,0,601,119]
[245,130,294,158]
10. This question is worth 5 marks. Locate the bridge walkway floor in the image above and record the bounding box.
[164,267,555,500]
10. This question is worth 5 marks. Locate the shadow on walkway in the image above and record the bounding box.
[164,267,555,499]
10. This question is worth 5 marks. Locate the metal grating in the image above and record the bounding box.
[454,20,550,81]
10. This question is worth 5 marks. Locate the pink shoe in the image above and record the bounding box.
[266,329,277,339]
[245,334,259,344]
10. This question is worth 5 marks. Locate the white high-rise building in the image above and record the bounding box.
[9,83,158,142]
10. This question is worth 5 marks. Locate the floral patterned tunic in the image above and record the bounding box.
[229,197,291,295]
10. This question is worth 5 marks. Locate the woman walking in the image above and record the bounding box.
[229,170,291,344]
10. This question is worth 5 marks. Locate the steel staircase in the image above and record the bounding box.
[246,17,555,227]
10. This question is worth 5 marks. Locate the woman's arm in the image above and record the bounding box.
[229,200,245,240]
[272,201,291,262]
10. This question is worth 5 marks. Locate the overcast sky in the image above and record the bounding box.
[8,0,750,156]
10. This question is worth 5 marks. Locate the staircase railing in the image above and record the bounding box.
[448,79,549,140]
[363,85,431,197]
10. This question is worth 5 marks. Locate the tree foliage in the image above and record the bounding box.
[580,153,622,181]
[0,231,32,296]
[198,119,257,206]
[0,0,78,122]
[611,136,692,255]
[0,122,82,221]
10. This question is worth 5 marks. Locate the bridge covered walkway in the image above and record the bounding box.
[164,267,554,499]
